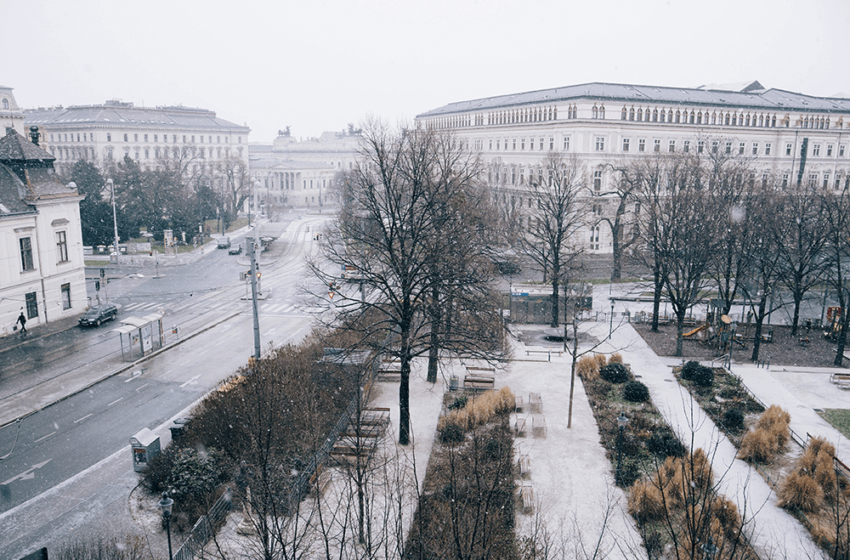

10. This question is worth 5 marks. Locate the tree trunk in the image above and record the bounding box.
[675,310,686,357]
[791,296,802,336]
[567,324,579,429]
[836,299,850,367]
[427,330,438,384]
[551,261,560,328]
[751,295,767,362]
[399,319,412,445]
[611,223,622,283]
[652,267,663,332]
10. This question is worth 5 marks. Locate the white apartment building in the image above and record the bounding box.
[0,129,86,337]
[0,85,26,135]
[416,81,850,254]
[249,130,361,209]
[25,100,250,175]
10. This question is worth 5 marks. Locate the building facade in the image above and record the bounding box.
[0,129,86,337]
[249,130,361,209]
[24,100,250,175]
[416,81,850,253]
[0,85,26,135]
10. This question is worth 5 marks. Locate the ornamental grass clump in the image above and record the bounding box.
[576,355,600,381]
[608,353,624,364]
[438,386,515,432]
[737,405,791,463]
[778,436,839,512]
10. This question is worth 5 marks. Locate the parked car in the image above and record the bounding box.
[228,245,242,255]
[217,237,231,249]
[79,304,119,327]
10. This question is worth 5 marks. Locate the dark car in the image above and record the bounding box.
[79,304,118,327]
[228,245,242,255]
[217,237,231,249]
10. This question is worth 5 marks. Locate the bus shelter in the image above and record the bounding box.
[114,313,165,362]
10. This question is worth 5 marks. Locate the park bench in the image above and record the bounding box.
[358,407,391,426]
[532,414,547,438]
[519,454,531,478]
[521,484,534,513]
[515,395,524,413]
[344,423,384,438]
[526,349,563,357]
[515,417,527,437]
[529,392,543,414]
[466,366,496,374]
[830,373,850,388]
[464,375,494,392]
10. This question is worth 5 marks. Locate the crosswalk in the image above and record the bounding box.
[259,302,299,314]
[120,300,317,316]
[121,301,165,313]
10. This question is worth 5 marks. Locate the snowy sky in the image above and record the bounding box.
[3,0,848,143]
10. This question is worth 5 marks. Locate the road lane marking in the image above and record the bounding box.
[135,383,149,392]
[179,374,201,388]
[34,431,56,443]
[1,459,52,485]
[74,414,92,423]
[108,398,123,407]
[179,359,192,365]
[197,349,208,357]
[263,328,276,336]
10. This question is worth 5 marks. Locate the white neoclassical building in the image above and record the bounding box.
[0,129,86,336]
[249,130,361,209]
[24,100,250,175]
[416,81,850,253]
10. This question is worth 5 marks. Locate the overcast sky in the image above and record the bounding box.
[3,0,848,142]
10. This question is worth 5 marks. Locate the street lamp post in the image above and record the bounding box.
[107,179,119,265]
[158,492,174,560]
[609,301,615,339]
[616,411,629,485]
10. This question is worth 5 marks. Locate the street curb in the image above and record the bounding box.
[0,309,243,430]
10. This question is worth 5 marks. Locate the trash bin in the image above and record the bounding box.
[449,375,459,391]
[169,417,191,442]
[130,427,161,472]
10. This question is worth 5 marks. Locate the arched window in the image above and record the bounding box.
[592,106,598,119]
[629,108,635,121]
[652,109,658,122]
[697,112,702,124]
[1,98,8,109]
[675,110,681,123]
[689,111,695,124]
[637,108,643,121]
[599,105,605,119]
[622,107,628,120]
[659,109,665,122]
[725,113,730,126]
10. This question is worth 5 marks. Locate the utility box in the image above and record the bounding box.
[130,428,160,472]
[169,417,191,442]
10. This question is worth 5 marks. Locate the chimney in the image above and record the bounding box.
[5,127,13,136]
[29,125,41,147]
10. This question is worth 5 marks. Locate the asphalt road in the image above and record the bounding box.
[0,216,329,556]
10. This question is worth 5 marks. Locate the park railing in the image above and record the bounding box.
[173,487,232,560]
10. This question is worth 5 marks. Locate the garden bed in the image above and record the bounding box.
[580,356,758,559]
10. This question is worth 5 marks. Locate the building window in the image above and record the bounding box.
[813,144,821,156]
[61,283,71,310]
[593,170,602,191]
[595,137,605,151]
[622,107,627,120]
[782,173,789,187]
[629,108,635,121]
[124,133,128,142]
[539,138,544,151]
[549,137,554,150]
[496,139,500,150]
[765,143,771,156]
[824,173,831,189]
[56,231,69,263]
[20,237,34,271]
[512,139,516,150]
[106,133,111,142]
[752,143,759,155]
[134,134,138,142]
[668,140,676,152]
[562,136,569,151]
[638,108,643,121]
[654,139,660,152]
[652,109,658,122]
[144,149,150,159]
[840,145,846,157]
[623,138,630,152]
[107,147,113,160]
[144,134,148,142]
[808,173,818,188]
[726,142,732,154]
[828,145,834,157]
[26,292,38,319]
[639,139,646,152]
[738,142,745,155]
[683,140,690,153]
[786,143,793,156]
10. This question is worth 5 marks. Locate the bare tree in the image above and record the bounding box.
[820,183,850,366]
[520,153,587,328]
[312,121,502,445]
[601,163,644,283]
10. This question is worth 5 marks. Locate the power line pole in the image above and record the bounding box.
[249,224,261,361]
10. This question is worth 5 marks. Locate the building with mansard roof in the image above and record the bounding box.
[416,81,850,254]
[0,128,86,337]
[25,100,250,175]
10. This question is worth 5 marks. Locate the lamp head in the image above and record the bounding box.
[159,491,174,518]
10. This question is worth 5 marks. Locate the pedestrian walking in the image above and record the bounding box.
[16,311,27,335]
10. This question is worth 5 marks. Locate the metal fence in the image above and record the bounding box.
[173,487,232,560]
